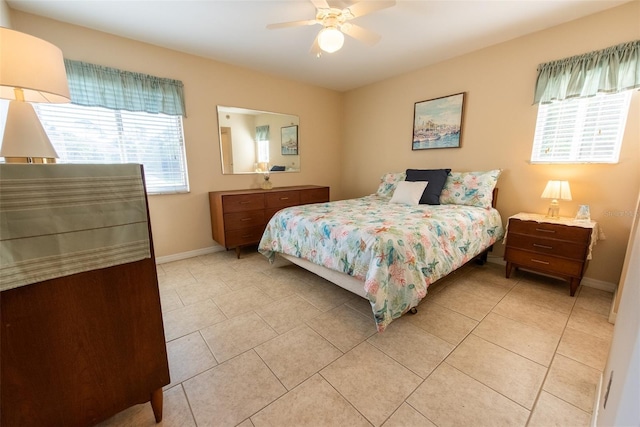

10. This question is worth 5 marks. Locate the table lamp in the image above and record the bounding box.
[541,180,572,218]
[0,27,70,163]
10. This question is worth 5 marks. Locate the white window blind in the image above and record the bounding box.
[531,91,632,164]
[35,103,189,194]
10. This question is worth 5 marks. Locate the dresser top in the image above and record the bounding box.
[509,212,597,229]
[209,185,328,197]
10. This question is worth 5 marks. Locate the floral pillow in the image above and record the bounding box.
[375,172,406,199]
[439,169,502,208]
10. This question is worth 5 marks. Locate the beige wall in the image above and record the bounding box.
[10,11,344,258]
[9,4,639,285]
[341,2,640,285]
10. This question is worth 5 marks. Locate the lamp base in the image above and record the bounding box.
[4,156,57,164]
[545,200,560,218]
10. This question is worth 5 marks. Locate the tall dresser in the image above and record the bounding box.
[1,164,169,426]
[209,185,330,257]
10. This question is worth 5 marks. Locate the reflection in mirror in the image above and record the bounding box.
[217,106,300,174]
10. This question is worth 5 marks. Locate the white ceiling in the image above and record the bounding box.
[7,0,630,92]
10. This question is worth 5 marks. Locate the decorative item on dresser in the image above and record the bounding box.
[503,212,602,296]
[209,185,330,258]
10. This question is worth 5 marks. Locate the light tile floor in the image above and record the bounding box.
[98,249,614,427]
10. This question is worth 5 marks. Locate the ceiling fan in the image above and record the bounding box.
[266,0,396,56]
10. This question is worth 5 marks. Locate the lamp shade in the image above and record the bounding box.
[0,27,70,103]
[541,180,572,201]
[318,27,344,53]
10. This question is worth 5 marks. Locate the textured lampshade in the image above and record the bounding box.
[318,27,344,53]
[541,180,572,218]
[541,180,572,201]
[0,27,70,162]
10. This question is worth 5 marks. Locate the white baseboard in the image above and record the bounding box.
[155,245,224,264]
[156,248,617,293]
[486,257,616,292]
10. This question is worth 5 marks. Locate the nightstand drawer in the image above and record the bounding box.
[506,248,584,276]
[506,234,588,260]
[224,211,265,231]
[509,219,591,243]
[222,194,265,213]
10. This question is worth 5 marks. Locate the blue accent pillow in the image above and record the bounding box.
[405,168,451,205]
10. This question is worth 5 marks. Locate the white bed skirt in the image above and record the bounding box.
[280,253,368,299]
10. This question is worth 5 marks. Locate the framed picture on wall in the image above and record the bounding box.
[412,92,465,150]
[281,125,298,155]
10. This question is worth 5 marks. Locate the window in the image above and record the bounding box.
[531,91,632,164]
[257,140,269,164]
[35,103,189,194]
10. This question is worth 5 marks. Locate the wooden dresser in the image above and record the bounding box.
[209,185,330,257]
[1,164,169,426]
[504,213,596,296]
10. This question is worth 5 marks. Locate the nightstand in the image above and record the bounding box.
[504,213,600,296]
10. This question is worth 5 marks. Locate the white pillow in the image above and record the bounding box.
[390,181,429,205]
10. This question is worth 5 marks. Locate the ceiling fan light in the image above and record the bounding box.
[318,27,344,53]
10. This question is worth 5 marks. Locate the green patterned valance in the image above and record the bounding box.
[256,125,269,141]
[534,40,640,104]
[64,59,186,116]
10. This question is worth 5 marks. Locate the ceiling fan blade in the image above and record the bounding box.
[310,0,330,10]
[267,19,318,30]
[309,34,322,57]
[340,23,381,46]
[347,0,396,18]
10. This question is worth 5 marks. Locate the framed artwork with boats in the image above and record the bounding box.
[281,125,298,155]
[412,92,465,150]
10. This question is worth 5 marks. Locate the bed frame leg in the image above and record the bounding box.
[475,245,493,265]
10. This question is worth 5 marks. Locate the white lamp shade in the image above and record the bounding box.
[0,27,70,103]
[0,100,58,158]
[318,27,344,53]
[541,180,572,201]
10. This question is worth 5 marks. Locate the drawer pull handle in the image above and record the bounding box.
[533,243,553,249]
[239,201,251,204]
[280,197,289,200]
[242,235,252,238]
[535,228,556,233]
[530,259,550,265]
[241,218,252,222]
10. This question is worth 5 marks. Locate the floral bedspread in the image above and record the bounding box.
[258,195,504,331]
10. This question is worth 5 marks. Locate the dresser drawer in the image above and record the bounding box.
[266,191,300,209]
[225,225,265,247]
[505,248,584,277]
[300,187,329,204]
[223,211,265,231]
[222,194,265,213]
[509,219,591,243]
[210,186,330,257]
[506,233,588,260]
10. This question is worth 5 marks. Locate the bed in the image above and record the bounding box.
[258,169,504,331]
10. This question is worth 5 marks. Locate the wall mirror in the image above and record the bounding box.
[217,105,300,174]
